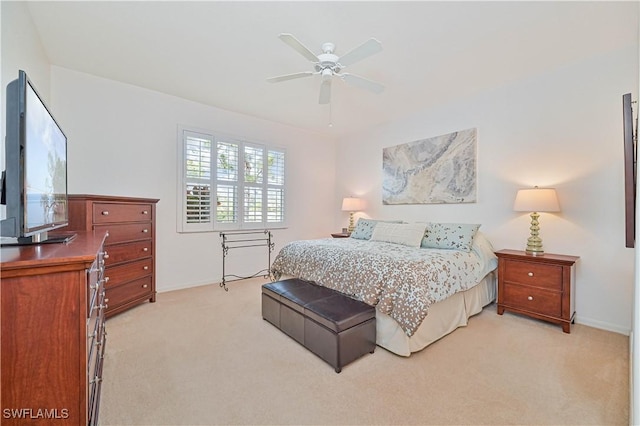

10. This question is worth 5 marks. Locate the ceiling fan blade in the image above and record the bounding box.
[319,79,332,104]
[267,71,314,83]
[338,38,382,67]
[341,73,385,94]
[278,33,318,62]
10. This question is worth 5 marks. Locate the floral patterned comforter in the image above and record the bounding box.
[270,236,498,337]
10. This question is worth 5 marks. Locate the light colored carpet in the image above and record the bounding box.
[99,278,629,425]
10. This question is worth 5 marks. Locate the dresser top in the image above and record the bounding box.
[495,249,579,265]
[1,231,106,273]
[69,194,160,203]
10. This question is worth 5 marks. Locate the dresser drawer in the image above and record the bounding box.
[106,277,153,308]
[502,283,561,318]
[93,203,153,224]
[104,240,153,266]
[105,258,153,286]
[95,223,152,245]
[502,259,563,290]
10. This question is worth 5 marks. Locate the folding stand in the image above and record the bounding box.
[219,230,274,291]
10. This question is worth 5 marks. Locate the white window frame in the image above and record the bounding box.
[177,126,287,233]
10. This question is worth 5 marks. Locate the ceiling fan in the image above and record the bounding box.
[267,33,384,105]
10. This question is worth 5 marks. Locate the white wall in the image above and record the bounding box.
[1,0,337,293]
[1,1,51,171]
[336,45,638,334]
[50,67,337,292]
[3,0,638,334]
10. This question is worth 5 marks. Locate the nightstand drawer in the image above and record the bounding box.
[106,277,153,309]
[502,283,561,318]
[93,202,154,224]
[503,259,563,290]
[105,258,153,287]
[104,240,153,266]
[94,223,152,245]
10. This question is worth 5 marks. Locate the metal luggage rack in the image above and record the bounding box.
[219,230,274,291]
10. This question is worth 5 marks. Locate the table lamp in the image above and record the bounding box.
[513,187,560,255]
[341,197,365,233]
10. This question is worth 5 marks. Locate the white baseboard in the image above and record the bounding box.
[157,280,219,293]
[575,316,630,336]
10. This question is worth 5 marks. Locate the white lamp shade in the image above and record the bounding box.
[513,188,560,212]
[341,197,365,212]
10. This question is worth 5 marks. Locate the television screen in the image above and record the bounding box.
[0,70,69,245]
[24,78,68,235]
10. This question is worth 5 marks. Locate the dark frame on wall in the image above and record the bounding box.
[623,93,637,248]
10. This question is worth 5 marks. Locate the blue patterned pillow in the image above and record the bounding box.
[421,222,481,252]
[350,218,403,240]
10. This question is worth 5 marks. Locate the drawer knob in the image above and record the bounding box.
[143,266,149,270]
[105,277,110,283]
[142,229,149,233]
[142,210,149,215]
[143,284,148,288]
[527,272,534,277]
[102,211,109,216]
[103,253,110,259]
[143,247,149,252]
[527,296,534,301]
[104,298,109,303]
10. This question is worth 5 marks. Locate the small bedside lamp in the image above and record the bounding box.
[513,187,560,255]
[342,197,365,233]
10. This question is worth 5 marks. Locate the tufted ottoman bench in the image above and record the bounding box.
[262,278,376,373]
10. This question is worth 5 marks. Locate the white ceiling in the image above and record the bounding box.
[26,1,638,138]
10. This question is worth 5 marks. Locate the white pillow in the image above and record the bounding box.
[370,222,426,247]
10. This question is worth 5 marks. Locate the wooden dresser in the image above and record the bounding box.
[1,231,107,425]
[65,194,159,317]
[496,249,579,333]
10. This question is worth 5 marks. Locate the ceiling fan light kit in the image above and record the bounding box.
[267,33,384,106]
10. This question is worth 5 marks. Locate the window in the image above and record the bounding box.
[178,127,286,232]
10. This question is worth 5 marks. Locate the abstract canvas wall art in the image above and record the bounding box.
[382,128,477,204]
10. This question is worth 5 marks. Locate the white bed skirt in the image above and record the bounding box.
[277,271,496,357]
[377,271,497,356]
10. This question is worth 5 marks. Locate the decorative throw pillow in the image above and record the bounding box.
[370,222,426,247]
[350,218,403,240]
[421,222,481,252]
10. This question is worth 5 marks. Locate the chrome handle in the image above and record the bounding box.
[527,296,534,301]
[102,211,109,216]
[527,272,534,277]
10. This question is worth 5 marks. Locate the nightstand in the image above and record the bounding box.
[331,232,350,238]
[495,249,579,333]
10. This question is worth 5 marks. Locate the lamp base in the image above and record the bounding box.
[347,212,356,233]
[525,212,544,255]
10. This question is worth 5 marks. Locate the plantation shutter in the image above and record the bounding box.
[178,127,286,232]
[183,131,213,231]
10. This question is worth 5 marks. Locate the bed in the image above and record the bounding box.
[270,220,498,356]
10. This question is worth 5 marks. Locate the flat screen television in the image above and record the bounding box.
[623,93,637,249]
[0,70,72,245]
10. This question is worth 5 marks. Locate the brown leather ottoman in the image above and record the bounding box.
[262,278,376,373]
